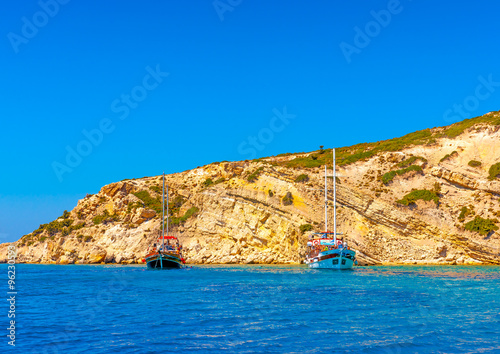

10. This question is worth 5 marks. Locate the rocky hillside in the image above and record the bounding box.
[2,112,500,265]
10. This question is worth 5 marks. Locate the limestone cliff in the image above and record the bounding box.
[2,112,500,265]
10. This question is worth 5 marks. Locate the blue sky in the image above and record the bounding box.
[1,0,500,242]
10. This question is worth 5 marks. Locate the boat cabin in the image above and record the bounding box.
[306,232,350,258]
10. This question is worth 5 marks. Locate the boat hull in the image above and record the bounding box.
[306,249,356,270]
[146,252,183,269]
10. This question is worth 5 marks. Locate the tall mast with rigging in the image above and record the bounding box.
[162,172,165,246]
[324,164,328,232]
[166,184,169,236]
[333,148,337,243]
[161,172,166,268]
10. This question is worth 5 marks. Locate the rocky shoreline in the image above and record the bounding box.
[1,117,500,266]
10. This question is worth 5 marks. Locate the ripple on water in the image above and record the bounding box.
[2,264,499,353]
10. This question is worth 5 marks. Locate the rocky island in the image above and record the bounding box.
[2,112,500,265]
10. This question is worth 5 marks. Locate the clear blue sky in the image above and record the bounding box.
[1,0,500,242]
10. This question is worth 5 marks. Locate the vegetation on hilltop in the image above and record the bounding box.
[203,178,214,187]
[19,210,85,246]
[443,111,500,138]
[203,177,225,187]
[247,167,264,182]
[271,111,500,169]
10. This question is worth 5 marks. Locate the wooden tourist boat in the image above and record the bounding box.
[305,148,357,269]
[145,173,185,269]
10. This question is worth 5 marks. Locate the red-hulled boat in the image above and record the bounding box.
[145,235,184,269]
[145,172,185,269]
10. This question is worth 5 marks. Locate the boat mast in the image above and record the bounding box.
[166,184,169,236]
[161,172,165,269]
[324,164,328,232]
[162,172,165,249]
[333,148,337,243]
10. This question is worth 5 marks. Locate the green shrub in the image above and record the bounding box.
[150,185,161,194]
[488,162,500,180]
[295,174,309,183]
[268,190,274,197]
[464,217,499,235]
[46,219,73,235]
[282,192,294,206]
[62,210,70,219]
[127,201,142,213]
[133,190,163,213]
[93,212,107,225]
[169,195,185,216]
[468,160,482,167]
[458,206,473,222]
[33,217,75,237]
[382,171,397,184]
[247,167,264,183]
[84,236,93,242]
[432,182,442,194]
[170,207,199,225]
[382,165,423,184]
[397,189,439,206]
[440,151,458,163]
[203,178,214,187]
[397,156,427,168]
[93,210,118,225]
[214,178,225,185]
[299,224,313,234]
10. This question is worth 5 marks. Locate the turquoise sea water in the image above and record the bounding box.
[1,264,500,353]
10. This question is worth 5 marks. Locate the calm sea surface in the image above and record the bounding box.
[1,264,499,353]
